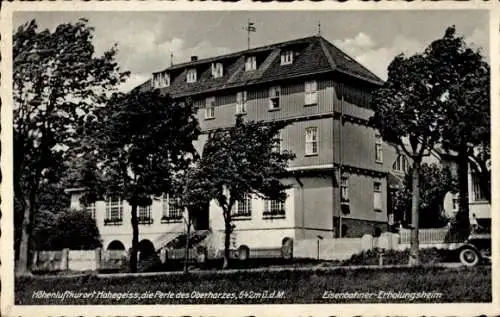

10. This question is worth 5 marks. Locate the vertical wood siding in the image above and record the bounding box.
[197,78,335,131]
[345,174,388,222]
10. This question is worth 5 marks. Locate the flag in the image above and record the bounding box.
[247,21,256,32]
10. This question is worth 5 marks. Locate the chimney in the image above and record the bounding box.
[191,56,198,62]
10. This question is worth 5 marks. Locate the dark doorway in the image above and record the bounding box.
[138,239,155,260]
[107,240,125,250]
[191,202,210,230]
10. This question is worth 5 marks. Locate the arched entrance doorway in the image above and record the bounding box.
[138,239,155,260]
[107,240,125,250]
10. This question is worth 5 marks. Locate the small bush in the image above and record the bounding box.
[343,248,448,266]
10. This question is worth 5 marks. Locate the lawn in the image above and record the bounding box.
[16,266,491,304]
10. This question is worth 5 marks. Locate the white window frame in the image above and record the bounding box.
[245,56,257,71]
[105,196,123,224]
[236,91,247,114]
[375,135,383,163]
[305,127,318,156]
[341,175,349,203]
[269,86,281,110]
[211,62,223,78]
[161,194,183,222]
[304,80,318,105]
[186,68,197,83]
[264,199,286,218]
[205,96,215,119]
[392,154,407,172]
[471,173,486,201]
[152,72,170,88]
[233,194,252,218]
[138,205,152,224]
[373,182,382,212]
[280,50,294,65]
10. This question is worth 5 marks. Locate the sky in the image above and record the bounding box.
[13,10,489,92]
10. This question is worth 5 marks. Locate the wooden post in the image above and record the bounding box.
[61,248,69,271]
[95,248,101,271]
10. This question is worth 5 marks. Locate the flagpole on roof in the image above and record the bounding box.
[243,19,256,50]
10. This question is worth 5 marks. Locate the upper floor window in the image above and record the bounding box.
[152,72,170,88]
[245,56,257,71]
[392,154,408,173]
[205,96,216,119]
[305,127,318,156]
[280,50,294,65]
[269,86,281,110]
[373,182,382,212]
[341,175,349,203]
[186,68,197,83]
[375,135,383,163]
[138,205,153,225]
[304,80,317,105]
[236,91,247,114]
[471,173,487,201]
[84,202,96,219]
[233,194,252,218]
[162,194,183,223]
[212,62,223,78]
[105,196,123,225]
[264,198,286,218]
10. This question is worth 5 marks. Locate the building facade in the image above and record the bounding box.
[69,35,402,254]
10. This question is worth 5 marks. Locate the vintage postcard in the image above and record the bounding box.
[1,1,498,316]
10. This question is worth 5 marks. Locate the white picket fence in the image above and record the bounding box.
[399,228,450,244]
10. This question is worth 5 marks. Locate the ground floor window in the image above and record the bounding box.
[162,194,183,223]
[105,196,123,225]
[138,205,153,224]
[233,194,252,218]
[373,182,382,212]
[264,199,286,218]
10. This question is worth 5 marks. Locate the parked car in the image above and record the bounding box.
[456,232,491,267]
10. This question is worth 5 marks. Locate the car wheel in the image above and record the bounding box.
[459,248,480,267]
[238,245,250,261]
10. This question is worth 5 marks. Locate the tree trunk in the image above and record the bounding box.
[183,208,190,274]
[17,198,31,274]
[222,206,233,269]
[223,220,231,269]
[130,204,139,273]
[17,187,37,275]
[409,159,421,266]
[456,143,471,238]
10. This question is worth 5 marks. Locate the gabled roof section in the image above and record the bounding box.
[319,37,384,85]
[145,35,384,98]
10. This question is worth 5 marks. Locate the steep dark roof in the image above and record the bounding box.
[138,35,384,97]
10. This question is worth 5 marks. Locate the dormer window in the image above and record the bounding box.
[245,56,257,71]
[212,62,223,78]
[280,50,294,65]
[152,72,170,88]
[186,68,197,83]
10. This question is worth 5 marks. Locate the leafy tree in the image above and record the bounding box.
[198,116,295,268]
[370,52,447,265]
[392,163,457,228]
[13,19,129,273]
[425,26,490,231]
[79,90,200,272]
[33,209,101,250]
